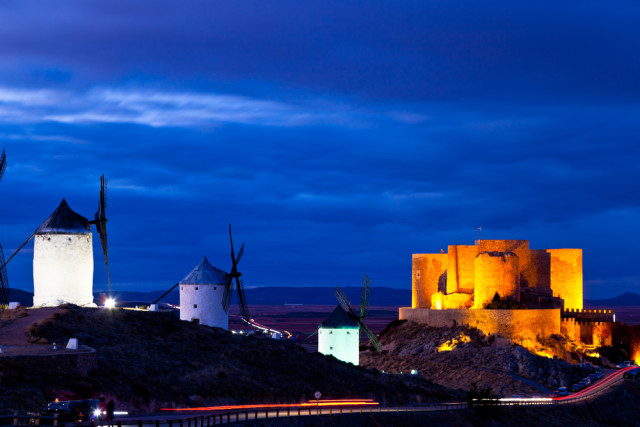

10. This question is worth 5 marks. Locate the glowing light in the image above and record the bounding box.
[104,298,116,309]
[161,399,379,412]
[435,300,442,310]
[93,409,102,417]
[437,333,470,352]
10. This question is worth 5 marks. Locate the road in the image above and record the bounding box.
[58,367,638,426]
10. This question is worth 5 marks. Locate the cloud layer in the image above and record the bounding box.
[0,1,638,299]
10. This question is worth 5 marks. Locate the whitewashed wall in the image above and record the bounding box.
[33,234,95,307]
[318,327,360,365]
[180,284,228,329]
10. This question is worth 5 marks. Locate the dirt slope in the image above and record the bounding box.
[0,307,458,413]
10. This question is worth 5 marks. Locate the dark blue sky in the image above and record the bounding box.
[0,1,638,299]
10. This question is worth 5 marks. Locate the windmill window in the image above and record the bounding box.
[194,304,197,308]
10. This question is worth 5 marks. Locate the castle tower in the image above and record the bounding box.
[33,199,95,307]
[473,251,520,308]
[179,256,229,329]
[318,304,360,365]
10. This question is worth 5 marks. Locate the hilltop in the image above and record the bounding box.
[0,306,456,413]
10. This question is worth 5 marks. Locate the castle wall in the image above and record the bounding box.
[446,245,477,294]
[412,254,447,308]
[399,307,561,340]
[523,249,551,292]
[33,234,95,307]
[548,249,583,310]
[473,252,520,308]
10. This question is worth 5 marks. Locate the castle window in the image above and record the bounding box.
[195,287,199,290]
[330,347,333,350]
[214,287,217,290]
[181,286,183,290]
[416,271,421,279]
[194,304,197,308]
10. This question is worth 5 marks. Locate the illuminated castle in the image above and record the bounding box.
[400,240,613,346]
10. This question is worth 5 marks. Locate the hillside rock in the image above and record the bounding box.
[361,321,585,396]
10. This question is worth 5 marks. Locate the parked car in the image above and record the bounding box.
[40,399,101,424]
[570,383,584,392]
[624,368,640,379]
[615,361,638,369]
[556,387,568,397]
[593,367,603,379]
[580,377,591,386]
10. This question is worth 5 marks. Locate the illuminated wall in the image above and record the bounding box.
[318,326,360,365]
[399,307,561,341]
[33,233,95,307]
[473,251,520,308]
[412,253,447,308]
[548,249,583,310]
[446,245,477,293]
[180,284,228,329]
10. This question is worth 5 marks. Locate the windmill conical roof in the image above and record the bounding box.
[179,256,228,285]
[35,199,90,235]
[320,304,360,329]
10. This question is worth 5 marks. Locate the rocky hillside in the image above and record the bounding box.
[0,307,457,413]
[361,320,586,396]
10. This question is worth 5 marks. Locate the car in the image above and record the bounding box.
[40,399,101,425]
[615,361,638,369]
[556,387,568,397]
[588,373,599,382]
[593,367,603,379]
[624,368,640,379]
[580,377,591,386]
[570,383,584,392]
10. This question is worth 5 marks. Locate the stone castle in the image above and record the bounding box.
[400,239,613,347]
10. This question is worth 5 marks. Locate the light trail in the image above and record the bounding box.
[553,366,636,401]
[161,399,379,412]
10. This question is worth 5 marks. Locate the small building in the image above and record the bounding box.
[179,256,228,329]
[33,199,95,307]
[318,304,360,365]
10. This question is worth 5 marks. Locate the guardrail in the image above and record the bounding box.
[0,403,468,427]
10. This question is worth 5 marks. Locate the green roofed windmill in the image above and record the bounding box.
[317,274,382,365]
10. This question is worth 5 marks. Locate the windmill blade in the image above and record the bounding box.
[358,318,383,353]
[235,277,250,320]
[0,233,35,271]
[236,242,244,265]
[152,282,179,305]
[222,275,234,312]
[94,175,111,293]
[335,286,357,316]
[0,241,9,307]
[0,148,6,183]
[360,274,371,320]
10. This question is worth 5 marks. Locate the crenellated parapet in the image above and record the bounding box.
[561,308,614,323]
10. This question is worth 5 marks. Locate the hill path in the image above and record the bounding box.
[0,307,63,345]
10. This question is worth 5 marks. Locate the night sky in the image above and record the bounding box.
[0,1,638,299]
